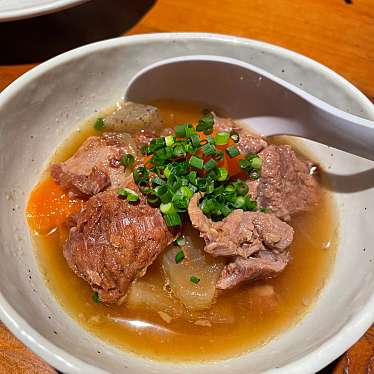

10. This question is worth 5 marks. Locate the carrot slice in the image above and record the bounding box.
[26,177,83,234]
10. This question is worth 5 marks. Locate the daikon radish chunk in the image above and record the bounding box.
[162,227,224,311]
[104,101,164,133]
[126,280,184,317]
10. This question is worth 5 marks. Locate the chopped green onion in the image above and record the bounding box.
[196,113,214,132]
[230,131,240,143]
[260,207,268,213]
[155,184,168,197]
[244,196,257,211]
[165,135,175,147]
[190,275,200,284]
[160,202,176,214]
[216,167,228,181]
[226,145,240,158]
[133,166,149,184]
[147,195,160,204]
[239,159,251,169]
[188,171,197,185]
[250,156,262,170]
[173,145,186,157]
[191,134,201,147]
[233,196,246,209]
[185,125,195,138]
[152,176,166,186]
[175,123,191,138]
[201,143,216,156]
[160,190,173,204]
[164,212,182,227]
[215,132,230,145]
[189,155,204,169]
[164,164,173,179]
[116,187,139,202]
[250,170,260,180]
[221,205,233,217]
[204,158,217,172]
[207,135,216,144]
[92,291,100,303]
[188,183,198,193]
[213,150,224,161]
[225,184,235,193]
[121,154,135,168]
[175,250,185,263]
[176,236,186,246]
[235,181,249,196]
[94,117,105,130]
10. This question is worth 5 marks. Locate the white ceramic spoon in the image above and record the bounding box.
[125,55,374,161]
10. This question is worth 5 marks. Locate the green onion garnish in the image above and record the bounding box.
[152,176,166,186]
[94,118,105,130]
[250,156,262,170]
[191,133,201,147]
[203,158,217,172]
[121,154,135,168]
[92,291,100,303]
[173,145,186,157]
[226,145,240,158]
[160,202,176,214]
[175,123,191,138]
[201,143,216,156]
[133,166,149,184]
[250,170,260,180]
[165,135,175,147]
[175,250,185,263]
[164,212,182,227]
[189,155,204,169]
[196,113,214,132]
[260,207,268,213]
[216,167,228,181]
[116,187,139,202]
[176,236,186,246]
[215,132,230,145]
[235,181,249,196]
[233,196,246,209]
[190,276,200,284]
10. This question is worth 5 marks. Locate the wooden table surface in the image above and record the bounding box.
[0,0,373,372]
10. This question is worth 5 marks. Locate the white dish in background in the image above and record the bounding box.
[0,33,373,374]
[0,0,90,22]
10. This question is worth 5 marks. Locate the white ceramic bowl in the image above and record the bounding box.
[0,33,373,374]
[0,0,90,22]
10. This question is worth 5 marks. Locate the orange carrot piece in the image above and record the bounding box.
[26,177,83,233]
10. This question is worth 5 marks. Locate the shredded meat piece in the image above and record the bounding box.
[258,145,319,221]
[64,179,176,304]
[51,133,140,198]
[188,193,294,289]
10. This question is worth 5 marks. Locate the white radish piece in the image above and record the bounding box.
[162,226,224,311]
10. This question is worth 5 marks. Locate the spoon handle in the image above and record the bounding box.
[248,99,374,161]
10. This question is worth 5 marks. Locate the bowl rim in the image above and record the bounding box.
[0,0,90,23]
[0,32,373,374]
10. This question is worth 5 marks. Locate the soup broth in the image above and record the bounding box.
[27,100,338,362]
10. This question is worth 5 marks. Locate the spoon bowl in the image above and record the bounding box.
[126,55,374,160]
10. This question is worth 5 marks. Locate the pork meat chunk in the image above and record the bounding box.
[51,133,140,198]
[213,114,268,154]
[188,193,294,289]
[258,145,319,221]
[64,188,176,304]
